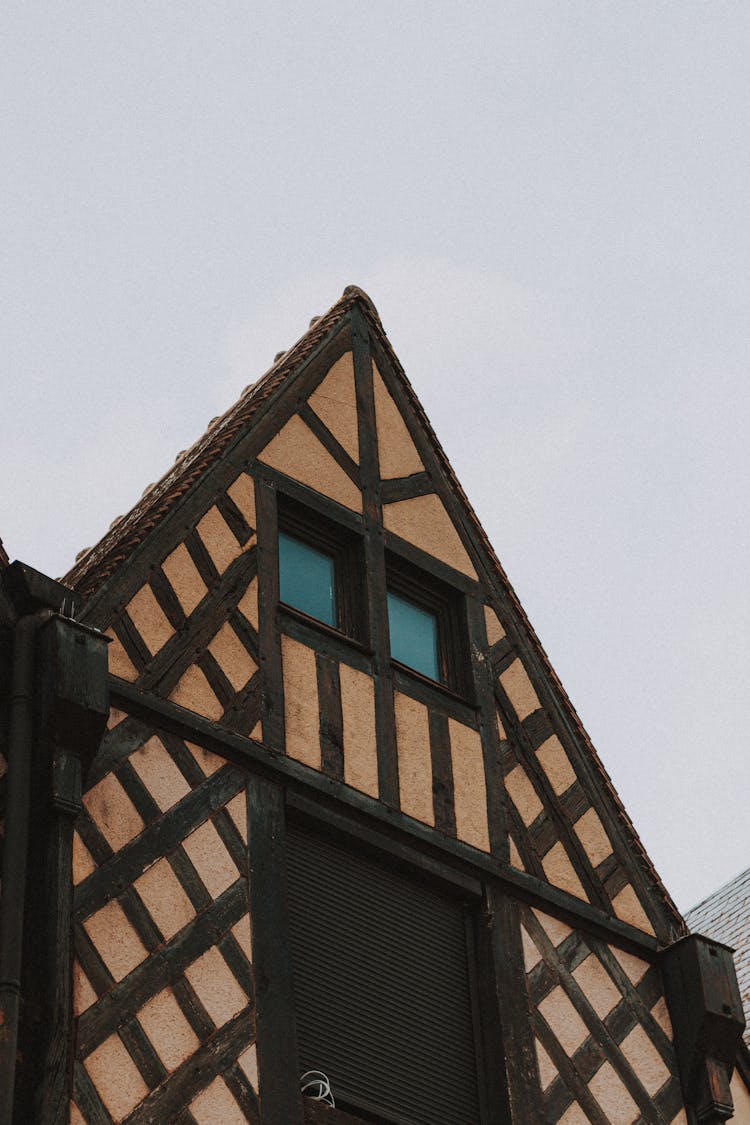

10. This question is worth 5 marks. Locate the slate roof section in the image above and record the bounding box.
[686,867,750,1045]
[62,284,683,935]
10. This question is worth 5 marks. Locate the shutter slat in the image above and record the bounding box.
[286,823,481,1125]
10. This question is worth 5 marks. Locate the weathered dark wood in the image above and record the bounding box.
[601,857,630,903]
[521,707,555,751]
[30,755,80,1125]
[72,1059,111,1124]
[8,616,110,1125]
[251,462,364,534]
[466,595,507,859]
[593,940,675,1064]
[316,653,344,781]
[112,611,150,672]
[523,908,668,1120]
[464,909,494,1125]
[246,774,303,1124]
[351,306,399,809]
[482,887,541,1124]
[527,929,592,1006]
[77,879,248,1056]
[427,710,456,836]
[196,649,235,709]
[148,568,187,631]
[75,763,244,920]
[495,678,610,913]
[383,527,481,594]
[558,781,589,826]
[287,787,482,898]
[140,550,258,696]
[379,471,434,504]
[221,670,262,736]
[254,478,285,751]
[488,634,514,671]
[123,1008,255,1125]
[535,1014,610,1125]
[109,678,662,956]
[392,663,479,726]
[223,1061,261,1124]
[184,527,220,588]
[298,403,361,489]
[279,608,372,676]
[119,1015,167,1091]
[543,982,684,1124]
[369,328,677,941]
[228,607,259,660]
[216,490,254,544]
[87,713,155,787]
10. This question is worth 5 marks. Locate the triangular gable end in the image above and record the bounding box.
[66,287,681,946]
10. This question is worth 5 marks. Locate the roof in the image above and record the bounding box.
[64,287,370,595]
[0,538,8,568]
[62,283,683,935]
[686,867,750,1045]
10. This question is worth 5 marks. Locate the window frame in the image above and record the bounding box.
[277,494,367,644]
[385,550,471,698]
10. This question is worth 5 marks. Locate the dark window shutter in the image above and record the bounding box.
[286,822,482,1125]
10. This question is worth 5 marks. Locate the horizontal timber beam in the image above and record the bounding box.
[109,677,660,957]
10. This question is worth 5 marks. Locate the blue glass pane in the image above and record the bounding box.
[387,590,440,681]
[279,532,336,626]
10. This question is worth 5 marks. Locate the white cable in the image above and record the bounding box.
[300,1070,335,1107]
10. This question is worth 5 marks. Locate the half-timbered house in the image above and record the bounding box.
[0,287,745,1124]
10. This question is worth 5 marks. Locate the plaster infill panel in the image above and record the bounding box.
[259,414,362,512]
[394,691,434,827]
[282,634,321,769]
[383,493,477,579]
[340,662,379,799]
[308,351,360,462]
[448,718,490,852]
[372,363,425,479]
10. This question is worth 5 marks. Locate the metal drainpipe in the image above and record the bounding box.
[0,610,48,1125]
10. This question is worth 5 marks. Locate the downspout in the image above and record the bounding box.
[0,610,48,1125]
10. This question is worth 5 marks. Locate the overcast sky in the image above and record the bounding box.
[3,2,749,912]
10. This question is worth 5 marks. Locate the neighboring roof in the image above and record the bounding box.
[686,868,750,1045]
[63,284,683,934]
[0,538,8,568]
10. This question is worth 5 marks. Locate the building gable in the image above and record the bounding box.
[58,287,707,1125]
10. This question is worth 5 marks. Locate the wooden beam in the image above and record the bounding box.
[247,774,303,1124]
[108,680,661,957]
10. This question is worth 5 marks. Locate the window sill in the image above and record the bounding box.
[391,661,478,727]
[280,604,373,672]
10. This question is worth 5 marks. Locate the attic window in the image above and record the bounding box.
[386,590,439,680]
[279,532,336,626]
[278,495,365,640]
[386,553,469,694]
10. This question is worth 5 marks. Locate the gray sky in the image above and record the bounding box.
[3,2,748,912]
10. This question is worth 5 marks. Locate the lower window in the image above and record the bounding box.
[286,820,485,1125]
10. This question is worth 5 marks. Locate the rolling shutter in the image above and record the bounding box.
[286,821,482,1125]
